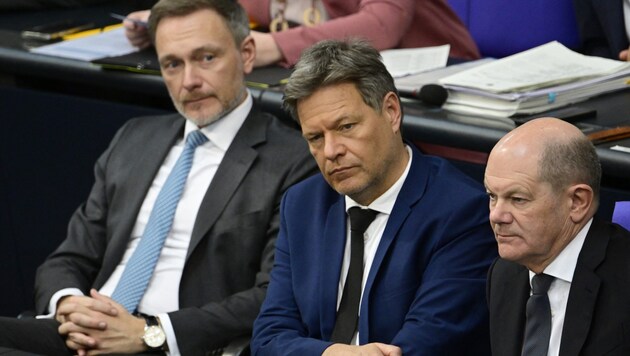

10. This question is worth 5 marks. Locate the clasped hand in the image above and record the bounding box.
[322,342,402,356]
[56,289,147,355]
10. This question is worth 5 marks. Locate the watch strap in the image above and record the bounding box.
[144,315,159,327]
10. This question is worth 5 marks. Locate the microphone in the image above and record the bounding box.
[400,84,448,106]
[413,84,448,107]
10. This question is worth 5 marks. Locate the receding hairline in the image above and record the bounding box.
[489,118,600,201]
[148,0,250,47]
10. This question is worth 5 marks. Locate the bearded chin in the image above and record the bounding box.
[183,109,224,127]
[170,90,245,128]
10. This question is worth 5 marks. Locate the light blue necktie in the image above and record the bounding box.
[111,130,208,313]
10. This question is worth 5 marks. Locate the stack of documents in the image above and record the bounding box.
[437,41,630,118]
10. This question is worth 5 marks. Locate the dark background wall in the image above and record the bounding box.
[0,86,171,316]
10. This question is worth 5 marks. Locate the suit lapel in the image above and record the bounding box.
[494,264,529,356]
[101,116,184,281]
[320,197,348,339]
[359,145,426,341]
[122,117,185,233]
[186,109,266,259]
[559,220,607,356]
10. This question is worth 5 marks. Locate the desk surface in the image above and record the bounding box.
[0,0,155,31]
[1,4,629,183]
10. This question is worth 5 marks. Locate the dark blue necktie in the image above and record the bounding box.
[522,273,554,356]
[111,130,208,313]
[330,207,378,343]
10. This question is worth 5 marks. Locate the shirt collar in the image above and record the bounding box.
[530,218,593,283]
[184,91,253,151]
[345,145,412,215]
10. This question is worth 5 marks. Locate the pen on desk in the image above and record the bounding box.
[62,23,123,41]
[110,13,149,29]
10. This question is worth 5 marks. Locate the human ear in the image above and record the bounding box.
[240,35,256,74]
[382,92,402,134]
[568,184,594,223]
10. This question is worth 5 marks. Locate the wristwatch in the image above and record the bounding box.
[142,315,167,351]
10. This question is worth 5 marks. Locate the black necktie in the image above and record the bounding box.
[330,207,378,343]
[522,273,554,356]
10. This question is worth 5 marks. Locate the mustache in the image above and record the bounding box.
[182,92,213,102]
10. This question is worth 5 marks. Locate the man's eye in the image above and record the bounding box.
[511,197,526,203]
[203,54,214,62]
[340,123,354,131]
[162,60,180,70]
[307,134,322,143]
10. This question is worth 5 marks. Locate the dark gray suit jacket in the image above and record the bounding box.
[34,106,317,354]
[487,219,630,356]
[573,0,629,59]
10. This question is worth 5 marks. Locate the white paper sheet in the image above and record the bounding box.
[381,45,450,78]
[30,27,138,62]
[440,41,630,93]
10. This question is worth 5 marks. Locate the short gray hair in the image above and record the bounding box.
[539,135,601,203]
[283,38,400,121]
[148,0,249,47]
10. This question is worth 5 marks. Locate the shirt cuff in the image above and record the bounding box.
[157,313,180,356]
[36,288,84,319]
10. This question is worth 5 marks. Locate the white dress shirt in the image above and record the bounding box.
[529,218,592,356]
[340,145,412,345]
[44,93,253,355]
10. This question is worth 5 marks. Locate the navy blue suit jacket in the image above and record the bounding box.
[573,0,629,59]
[252,145,497,355]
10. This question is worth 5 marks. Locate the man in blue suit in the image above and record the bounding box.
[251,39,498,355]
